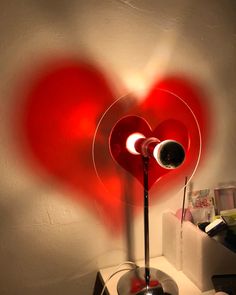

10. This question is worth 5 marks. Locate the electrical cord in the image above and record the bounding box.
[100,261,138,295]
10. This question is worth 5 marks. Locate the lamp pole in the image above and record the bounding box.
[143,156,150,288]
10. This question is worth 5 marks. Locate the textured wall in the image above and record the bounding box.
[0,1,235,294]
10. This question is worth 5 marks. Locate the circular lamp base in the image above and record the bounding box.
[117,267,178,295]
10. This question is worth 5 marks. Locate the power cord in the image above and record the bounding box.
[100,261,138,295]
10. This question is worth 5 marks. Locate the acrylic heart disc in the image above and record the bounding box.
[93,88,201,205]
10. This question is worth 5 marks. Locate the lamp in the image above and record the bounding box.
[109,115,185,295]
[93,89,201,295]
[125,132,185,169]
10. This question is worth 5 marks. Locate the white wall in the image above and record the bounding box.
[0,1,235,294]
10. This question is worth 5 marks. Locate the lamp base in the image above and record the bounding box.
[117,267,178,295]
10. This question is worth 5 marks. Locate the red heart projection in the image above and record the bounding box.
[16,58,210,231]
[16,59,125,230]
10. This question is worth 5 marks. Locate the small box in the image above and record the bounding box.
[214,187,236,215]
[182,221,236,291]
[162,211,236,292]
[162,212,182,270]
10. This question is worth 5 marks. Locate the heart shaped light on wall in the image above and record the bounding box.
[19,58,208,231]
[93,89,201,295]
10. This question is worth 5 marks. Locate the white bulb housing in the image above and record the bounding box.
[126,132,145,155]
[153,140,185,169]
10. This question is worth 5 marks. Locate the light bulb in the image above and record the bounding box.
[126,133,185,169]
[126,133,145,155]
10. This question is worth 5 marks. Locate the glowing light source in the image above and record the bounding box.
[125,132,185,170]
[126,132,145,155]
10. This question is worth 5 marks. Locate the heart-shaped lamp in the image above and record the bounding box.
[93,88,201,203]
[93,89,202,295]
[109,115,187,190]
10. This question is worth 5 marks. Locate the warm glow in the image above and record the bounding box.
[123,72,149,98]
[126,132,145,155]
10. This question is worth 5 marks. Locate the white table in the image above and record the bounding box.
[99,256,215,295]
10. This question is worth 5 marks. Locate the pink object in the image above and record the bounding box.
[175,208,193,222]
